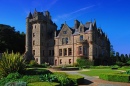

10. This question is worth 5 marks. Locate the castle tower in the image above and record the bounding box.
[25,9,57,64]
[25,12,33,61]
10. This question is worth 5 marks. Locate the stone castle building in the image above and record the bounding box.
[25,10,110,65]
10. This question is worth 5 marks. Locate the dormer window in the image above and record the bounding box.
[63,31,67,34]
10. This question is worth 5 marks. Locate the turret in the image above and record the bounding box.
[25,13,33,61]
[74,20,80,29]
[89,23,93,30]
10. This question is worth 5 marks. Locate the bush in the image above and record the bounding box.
[111,65,120,69]
[99,73,130,82]
[6,72,21,79]
[77,58,93,69]
[23,68,52,75]
[90,66,110,69]
[29,60,38,66]
[22,75,41,83]
[0,51,26,77]
[68,74,84,85]
[0,73,22,86]
[5,81,26,86]
[27,82,60,86]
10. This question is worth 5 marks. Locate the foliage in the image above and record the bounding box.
[99,73,130,82]
[29,60,38,66]
[22,75,41,83]
[90,66,110,69]
[126,60,130,65]
[0,51,25,77]
[68,74,84,85]
[5,81,26,86]
[77,58,93,69]
[0,24,25,54]
[23,68,52,75]
[126,70,130,75]
[111,65,120,69]
[115,61,124,66]
[27,82,60,86]
[0,72,22,86]
[6,72,21,80]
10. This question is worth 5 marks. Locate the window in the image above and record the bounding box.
[80,28,82,32]
[62,38,68,44]
[60,59,62,64]
[68,48,72,55]
[80,35,83,41]
[62,38,65,44]
[52,50,54,56]
[63,31,67,34]
[69,59,71,64]
[49,50,51,56]
[33,40,35,45]
[79,46,82,54]
[66,38,68,44]
[43,50,44,56]
[33,50,35,55]
[83,46,87,55]
[33,33,35,37]
[59,49,62,56]
[64,48,67,56]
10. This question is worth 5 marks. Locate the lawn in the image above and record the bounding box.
[79,69,124,76]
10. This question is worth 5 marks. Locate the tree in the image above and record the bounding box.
[0,24,25,54]
[120,54,126,63]
[110,45,115,57]
[115,52,121,62]
[125,54,129,61]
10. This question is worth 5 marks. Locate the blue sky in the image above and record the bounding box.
[0,0,130,55]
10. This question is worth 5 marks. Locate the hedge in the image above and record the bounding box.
[99,73,130,83]
[68,74,84,85]
[28,82,60,86]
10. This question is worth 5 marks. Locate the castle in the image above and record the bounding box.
[25,9,110,65]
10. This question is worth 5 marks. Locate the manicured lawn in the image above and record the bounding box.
[79,69,123,76]
[28,82,60,86]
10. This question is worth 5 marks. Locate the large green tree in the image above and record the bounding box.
[0,24,25,54]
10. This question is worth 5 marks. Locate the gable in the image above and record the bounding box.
[58,24,72,37]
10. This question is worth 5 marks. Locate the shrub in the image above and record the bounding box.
[0,73,22,86]
[0,51,26,77]
[22,75,41,83]
[111,65,120,69]
[6,72,21,79]
[39,74,57,82]
[5,81,27,86]
[99,73,130,82]
[23,68,52,75]
[90,66,110,69]
[77,59,93,69]
[27,82,60,86]
[68,74,84,85]
[29,60,38,66]
[126,70,130,75]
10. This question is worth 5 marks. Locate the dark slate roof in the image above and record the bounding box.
[56,30,60,36]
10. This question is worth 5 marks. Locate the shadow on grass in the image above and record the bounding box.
[79,79,93,85]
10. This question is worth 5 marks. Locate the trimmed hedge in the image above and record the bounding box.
[28,82,60,86]
[99,73,130,83]
[90,66,110,69]
[68,74,84,85]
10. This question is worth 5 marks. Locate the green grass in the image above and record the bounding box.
[79,69,122,76]
[28,82,60,86]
